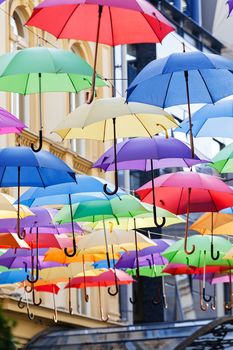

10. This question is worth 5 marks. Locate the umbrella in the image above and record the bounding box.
[0,107,26,135]
[0,146,76,241]
[0,233,30,249]
[86,207,183,230]
[27,0,174,103]
[126,50,233,158]
[190,212,233,235]
[19,175,124,257]
[93,136,209,225]
[0,47,105,151]
[53,97,178,195]
[211,143,233,174]
[136,171,233,256]
[177,99,233,139]
[0,269,28,285]
[0,193,33,220]
[34,283,60,322]
[163,263,230,276]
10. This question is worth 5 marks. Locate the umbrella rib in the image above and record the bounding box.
[24,74,30,96]
[207,190,219,212]
[197,70,215,104]
[103,119,107,142]
[133,114,153,137]
[37,168,46,189]
[67,73,79,93]
[56,5,80,39]
[0,166,6,186]
[141,13,160,43]
[162,72,173,109]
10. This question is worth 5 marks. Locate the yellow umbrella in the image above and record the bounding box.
[77,229,156,254]
[190,212,233,235]
[0,193,33,219]
[53,97,178,195]
[39,262,93,282]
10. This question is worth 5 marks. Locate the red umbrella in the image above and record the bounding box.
[34,283,60,322]
[25,233,73,249]
[163,263,231,276]
[136,171,233,256]
[26,0,174,103]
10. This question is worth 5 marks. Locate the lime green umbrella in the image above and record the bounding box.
[0,47,105,151]
[211,143,233,173]
[162,235,232,267]
[127,265,167,278]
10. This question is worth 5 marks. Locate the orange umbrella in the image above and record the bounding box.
[0,232,30,249]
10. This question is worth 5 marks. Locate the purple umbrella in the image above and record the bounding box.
[227,0,233,16]
[0,207,82,284]
[0,107,26,135]
[93,136,209,226]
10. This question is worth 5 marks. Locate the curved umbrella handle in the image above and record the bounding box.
[26,306,34,320]
[31,129,43,153]
[199,280,208,311]
[25,284,33,294]
[129,289,137,305]
[64,240,77,257]
[225,272,233,310]
[103,118,118,196]
[32,289,42,306]
[64,196,77,257]
[146,258,152,269]
[101,311,109,322]
[210,242,220,261]
[107,284,119,296]
[211,286,216,310]
[18,297,25,309]
[184,188,195,255]
[27,259,39,284]
[150,160,166,228]
[202,287,211,303]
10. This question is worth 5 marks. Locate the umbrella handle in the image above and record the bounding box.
[107,284,119,296]
[98,286,109,322]
[68,278,73,315]
[64,240,77,257]
[26,305,34,320]
[25,284,33,294]
[18,297,25,309]
[31,129,43,153]
[27,257,39,284]
[211,285,216,310]
[32,289,42,306]
[150,160,166,228]
[129,290,137,305]
[199,280,208,311]
[103,118,118,196]
[210,242,220,261]
[202,287,211,303]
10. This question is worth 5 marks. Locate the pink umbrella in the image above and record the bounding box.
[27,0,174,102]
[136,171,233,256]
[0,107,26,135]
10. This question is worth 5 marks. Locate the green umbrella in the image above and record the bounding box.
[127,265,167,278]
[0,47,105,151]
[162,235,233,307]
[211,143,233,173]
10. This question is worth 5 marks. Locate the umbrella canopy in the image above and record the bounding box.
[0,269,28,285]
[190,212,233,235]
[0,47,105,94]
[93,136,209,171]
[87,208,183,230]
[54,195,150,224]
[162,235,232,267]
[177,99,233,139]
[53,97,178,141]
[25,233,73,249]
[0,107,26,135]
[66,268,134,288]
[163,263,230,276]
[211,143,233,173]
[136,171,233,214]
[39,262,93,282]
[34,283,60,294]
[27,0,174,45]
[227,0,233,16]
[126,51,233,158]
[44,248,120,265]
[0,193,33,219]
[0,233,30,249]
[127,265,167,278]
[77,229,156,253]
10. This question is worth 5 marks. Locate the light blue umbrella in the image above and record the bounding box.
[177,99,233,138]
[126,51,233,158]
[19,175,125,257]
[0,269,28,285]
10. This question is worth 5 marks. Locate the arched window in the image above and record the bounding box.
[10,7,30,126]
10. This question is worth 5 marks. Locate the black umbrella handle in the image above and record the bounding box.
[202,287,211,303]
[184,188,195,255]
[18,297,25,309]
[103,118,119,196]
[150,160,166,228]
[129,288,137,304]
[31,129,43,153]
[210,242,220,261]
[64,197,77,257]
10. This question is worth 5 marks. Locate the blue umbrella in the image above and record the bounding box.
[177,99,233,138]
[19,175,125,257]
[126,50,233,157]
[0,269,28,285]
[0,147,76,251]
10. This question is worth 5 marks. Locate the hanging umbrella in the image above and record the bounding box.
[0,146,76,241]
[39,262,93,282]
[190,212,233,235]
[136,171,233,256]
[0,47,105,151]
[93,135,209,225]
[0,269,28,285]
[0,233,30,249]
[86,207,183,231]
[53,97,178,195]
[0,193,33,220]
[19,175,124,257]
[0,107,26,135]
[34,283,60,322]
[127,51,233,158]
[177,99,233,139]
[163,263,230,276]
[211,143,233,174]
[27,0,174,103]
